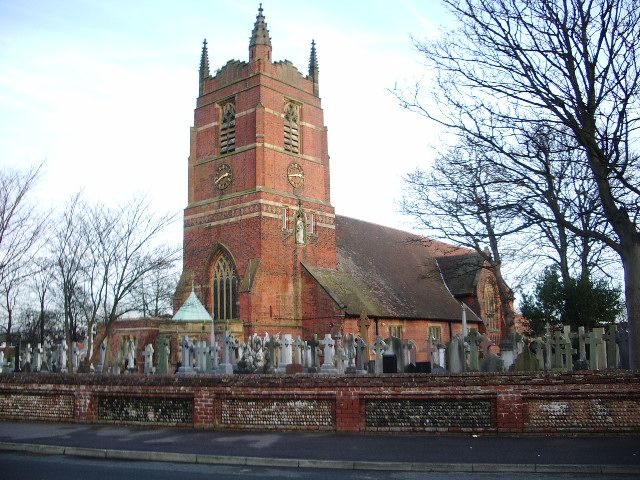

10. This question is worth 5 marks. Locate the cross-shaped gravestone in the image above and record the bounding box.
[345,334,356,369]
[603,324,618,369]
[23,343,32,371]
[371,336,387,374]
[551,331,567,370]
[593,327,607,368]
[307,334,321,370]
[354,336,367,372]
[292,336,305,365]
[209,340,221,372]
[221,331,232,365]
[466,330,483,372]
[560,332,576,371]
[320,334,337,373]
[585,329,603,370]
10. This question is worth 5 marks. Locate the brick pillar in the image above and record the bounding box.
[193,388,214,428]
[74,388,93,422]
[335,388,363,432]
[496,393,525,433]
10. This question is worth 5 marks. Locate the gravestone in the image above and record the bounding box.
[593,327,607,369]
[218,331,234,374]
[334,344,347,374]
[447,335,465,373]
[276,334,293,373]
[530,338,546,371]
[382,354,397,374]
[194,340,208,372]
[386,336,404,372]
[371,336,387,374]
[616,323,630,369]
[306,334,321,373]
[466,330,483,372]
[23,343,32,372]
[144,344,155,374]
[156,336,170,374]
[71,342,79,373]
[292,336,305,367]
[514,343,540,372]
[603,324,619,369]
[95,340,107,374]
[178,336,195,374]
[262,334,278,374]
[355,336,368,374]
[208,340,221,373]
[59,342,68,373]
[320,334,337,374]
[33,343,43,372]
[344,334,357,374]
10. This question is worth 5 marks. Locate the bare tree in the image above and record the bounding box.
[51,194,89,371]
[0,165,47,343]
[397,0,640,367]
[82,198,179,370]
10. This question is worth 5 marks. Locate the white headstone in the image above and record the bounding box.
[276,334,293,373]
[144,344,155,374]
[178,336,195,373]
[34,343,43,372]
[59,342,68,373]
[320,334,337,373]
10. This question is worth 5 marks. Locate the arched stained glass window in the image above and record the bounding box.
[483,283,497,331]
[284,102,300,153]
[220,102,236,154]
[212,253,238,321]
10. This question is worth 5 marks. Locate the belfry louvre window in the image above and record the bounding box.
[284,102,300,153]
[484,284,497,331]
[220,102,236,154]
[212,253,238,321]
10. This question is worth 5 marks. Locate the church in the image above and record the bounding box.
[107,6,507,370]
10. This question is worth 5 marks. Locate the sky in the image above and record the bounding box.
[0,0,451,245]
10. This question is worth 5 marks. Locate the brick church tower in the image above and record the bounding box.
[174,6,336,340]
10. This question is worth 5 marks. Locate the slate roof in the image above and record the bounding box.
[304,215,482,322]
[436,253,484,297]
[172,289,213,322]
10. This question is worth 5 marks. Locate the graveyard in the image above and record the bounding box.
[0,320,638,435]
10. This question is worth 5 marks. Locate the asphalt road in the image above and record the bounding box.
[0,452,635,480]
[0,421,639,466]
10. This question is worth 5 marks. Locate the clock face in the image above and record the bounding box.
[214,163,233,190]
[287,162,304,189]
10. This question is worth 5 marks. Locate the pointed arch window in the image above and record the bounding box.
[212,253,238,321]
[220,102,236,154]
[284,102,300,153]
[483,283,497,331]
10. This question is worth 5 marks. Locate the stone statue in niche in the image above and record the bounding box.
[295,214,305,244]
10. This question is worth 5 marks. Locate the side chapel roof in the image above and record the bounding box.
[305,216,483,322]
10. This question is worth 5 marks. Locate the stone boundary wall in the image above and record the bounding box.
[1,371,639,435]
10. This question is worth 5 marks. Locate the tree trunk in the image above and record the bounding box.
[622,244,640,370]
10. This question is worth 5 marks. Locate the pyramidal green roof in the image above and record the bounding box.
[172,290,213,322]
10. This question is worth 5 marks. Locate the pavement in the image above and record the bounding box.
[0,421,639,474]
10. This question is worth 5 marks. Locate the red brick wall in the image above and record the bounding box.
[2,371,639,435]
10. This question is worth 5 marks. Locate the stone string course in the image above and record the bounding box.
[1,371,639,435]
